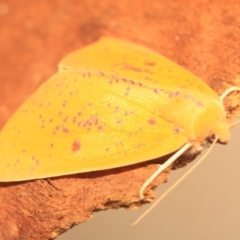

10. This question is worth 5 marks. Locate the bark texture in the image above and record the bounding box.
[0,1,240,239]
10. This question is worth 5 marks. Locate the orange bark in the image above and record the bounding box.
[0,1,239,239]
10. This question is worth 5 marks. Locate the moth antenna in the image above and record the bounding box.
[220,87,240,103]
[132,137,218,226]
[139,143,192,199]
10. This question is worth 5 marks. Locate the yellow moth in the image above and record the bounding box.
[0,38,239,202]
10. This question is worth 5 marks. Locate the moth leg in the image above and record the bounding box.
[139,143,191,199]
[133,138,217,225]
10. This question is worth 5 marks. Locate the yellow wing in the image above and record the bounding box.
[60,37,219,102]
[0,37,221,181]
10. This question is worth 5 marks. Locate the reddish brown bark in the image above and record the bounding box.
[0,1,240,239]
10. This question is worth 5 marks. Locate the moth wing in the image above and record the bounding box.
[60,37,223,140]
[0,70,187,181]
[60,37,219,102]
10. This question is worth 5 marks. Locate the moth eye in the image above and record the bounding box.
[207,134,216,143]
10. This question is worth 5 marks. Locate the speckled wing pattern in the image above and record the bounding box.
[0,38,220,181]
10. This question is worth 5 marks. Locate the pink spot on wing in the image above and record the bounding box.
[114,106,120,112]
[62,100,67,107]
[123,65,142,73]
[72,140,81,153]
[116,119,122,124]
[63,116,69,122]
[62,127,69,134]
[98,125,105,131]
[99,71,105,76]
[174,126,180,133]
[148,118,157,125]
[145,62,156,66]
[169,91,180,98]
